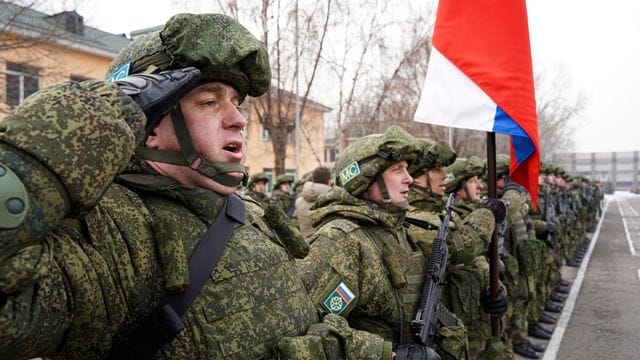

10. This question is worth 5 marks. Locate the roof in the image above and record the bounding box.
[0,2,131,57]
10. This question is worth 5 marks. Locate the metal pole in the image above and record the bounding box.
[486,131,501,337]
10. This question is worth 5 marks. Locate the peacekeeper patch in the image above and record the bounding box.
[106,62,131,82]
[444,172,455,185]
[322,281,356,315]
[339,161,360,186]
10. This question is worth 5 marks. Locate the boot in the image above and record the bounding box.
[528,323,553,339]
[513,342,540,359]
[567,258,581,267]
[545,300,563,313]
[557,278,571,287]
[555,284,570,294]
[549,292,567,303]
[538,312,557,325]
[527,341,546,353]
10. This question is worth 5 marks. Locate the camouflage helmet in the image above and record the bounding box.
[274,174,295,189]
[334,125,422,196]
[444,156,486,194]
[408,140,457,176]
[496,154,511,178]
[107,13,271,102]
[107,14,271,188]
[247,172,269,189]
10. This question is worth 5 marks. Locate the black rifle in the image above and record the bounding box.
[543,179,555,248]
[396,193,457,360]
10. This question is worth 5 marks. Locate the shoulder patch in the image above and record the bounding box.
[444,172,455,185]
[321,281,356,315]
[338,160,361,186]
[106,62,131,82]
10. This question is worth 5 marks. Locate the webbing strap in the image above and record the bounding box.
[110,194,245,359]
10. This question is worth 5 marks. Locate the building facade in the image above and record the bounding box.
[0,3,131,114]
[553,151,640,191]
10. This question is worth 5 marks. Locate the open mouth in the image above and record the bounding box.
[223,141,243,155]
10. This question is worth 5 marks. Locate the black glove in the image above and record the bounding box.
[480,198,507,223]
[547,221,557,235]
[115,67,202,133]
[482,286,508,318]
[395,343,441,360]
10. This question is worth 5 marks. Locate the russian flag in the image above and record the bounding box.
[414,0,540,206]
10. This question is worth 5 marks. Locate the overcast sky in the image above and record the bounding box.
[41,0,640,154]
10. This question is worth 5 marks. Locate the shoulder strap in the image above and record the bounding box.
[110,194,245,359]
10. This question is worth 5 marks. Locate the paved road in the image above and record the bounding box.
[534,194,640,360]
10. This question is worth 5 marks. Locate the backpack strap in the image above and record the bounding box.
[110,194,245,359]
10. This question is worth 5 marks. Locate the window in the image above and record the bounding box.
[262,127,272,141]
[6,63,40,107]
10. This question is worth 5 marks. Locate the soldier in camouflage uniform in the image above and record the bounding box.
[245,172,270,208]
[298,126,442,358]
[407,142,506,359]
[270,174,295,216]
[494,155,548,359]
[0,13,388,359]
[442,156,512,360]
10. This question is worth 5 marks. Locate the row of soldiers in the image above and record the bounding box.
[242,128,602,360]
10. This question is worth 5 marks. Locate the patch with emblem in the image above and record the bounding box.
[106,62,131,82]
[444,172,455,185]
[322,281,356,315]
[339,161,360,186]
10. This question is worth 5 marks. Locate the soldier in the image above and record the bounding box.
[245,172,270,208]
[298,125,442,357]
[442,156,511,360]
[0,13,388,359]
[293,166,333,238]
[270,174,295,216]
[494,154,548,359]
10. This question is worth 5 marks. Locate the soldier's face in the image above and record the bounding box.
[463,175,483,202]
[254,181,266,193]
[280,183,291,194]
[427,167,447,195]
[145,81,247,195]
[362,160,413,203]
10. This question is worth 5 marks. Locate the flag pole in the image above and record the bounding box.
[486,131,501,337]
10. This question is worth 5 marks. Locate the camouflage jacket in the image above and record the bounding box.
[0,81,385,359]
[300,186,430,351]
[406,190,495,268]
[270,189,293,215]
[245,189,270,208]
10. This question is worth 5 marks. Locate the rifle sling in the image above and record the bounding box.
[110,194,245,359]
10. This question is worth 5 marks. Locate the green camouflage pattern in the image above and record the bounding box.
[247,172,270,189]
[274,174,295,189]
[108,13,271,101]
[333,125,422,196]
[444,156,486,194]
[301,186,464,358]
[0,80,385,359]
[408,140,457,176]
[495,154,510,178]
[0,81,144,216]
[245,189,270,209]
[270,189,293,214]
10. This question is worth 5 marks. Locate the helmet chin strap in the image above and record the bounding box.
[136,103,248,187]
[374,174,409,211]
[409,171,435,196]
